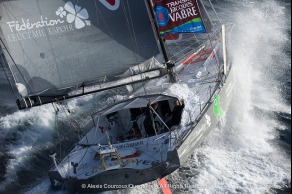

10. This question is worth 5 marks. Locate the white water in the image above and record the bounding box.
[167,1,291,194]
[1,0,291,193]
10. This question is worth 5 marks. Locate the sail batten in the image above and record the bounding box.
[0,0,162,98]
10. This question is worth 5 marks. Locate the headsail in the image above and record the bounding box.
[0,0,163,105]
[152,0,212,36]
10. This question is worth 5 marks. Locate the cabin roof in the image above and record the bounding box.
[96,84,182,116]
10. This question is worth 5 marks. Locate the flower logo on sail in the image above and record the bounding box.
[56,1,90,29]
[65,2,90,29]
[56,7,67,18]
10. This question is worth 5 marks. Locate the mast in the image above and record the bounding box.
[145,0,177,83]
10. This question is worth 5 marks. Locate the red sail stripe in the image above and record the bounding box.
[183,49,214,65]
[105,0,115,6]
[165,34,180,40]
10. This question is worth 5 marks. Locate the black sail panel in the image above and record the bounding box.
[0,0,161,96]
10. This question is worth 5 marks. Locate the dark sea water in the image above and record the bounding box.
[0,0,291,194]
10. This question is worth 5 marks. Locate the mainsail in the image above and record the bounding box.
[0,0,216,110]
[0,0,165,109]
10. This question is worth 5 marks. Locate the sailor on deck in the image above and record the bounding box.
[144,100,158,137]
[166,99,185,128]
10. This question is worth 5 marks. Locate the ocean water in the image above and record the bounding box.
[0,0,291,194]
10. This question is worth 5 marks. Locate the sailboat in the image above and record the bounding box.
[0,0,234,192]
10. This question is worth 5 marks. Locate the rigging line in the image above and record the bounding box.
[67,145,90,156]
[171,41,200,59]
[206,32,221,80]
[150,106,170,131]
[200,50,216,76]
[120,1,139,64]
[0,39,17,84]
[2,3,55,93]
[54,110,63,170]
[0,36,34,95]
[35,0,64,88]
[53,103,69,177]
[207,0,222,26]
[94,1,114,39]
[172,42,204,64]
[54,98,82,141]
[210,46,222,77]
[3,54,33,94]
[125,0,140,57]
[124,0,147,87]
[194,34,201,45]
[93,116,101,144]
[149,106,163,161]
[167,34,202,62]
[0,46,18,99]
[165,39,182,60]
[120,1,141,89]
[165,34,182,58]
[62,105,83,139]
[171,35,203,56]
[94,1,141,94]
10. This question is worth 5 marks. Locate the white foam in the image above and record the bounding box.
[106,2,291,193]
[0,106,57,190]
[164,0,291,193]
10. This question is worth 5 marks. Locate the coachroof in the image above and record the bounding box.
[96,84,183,116]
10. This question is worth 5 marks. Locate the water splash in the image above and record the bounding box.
[166,0,291,194]
[108,1,291,194]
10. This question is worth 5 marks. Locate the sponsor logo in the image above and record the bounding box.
[4,1,90,42]
[61,1,90,29]
[213,95,224,119]
[116,141,144,149]
[156,6,170,27]
[154,0,205,35]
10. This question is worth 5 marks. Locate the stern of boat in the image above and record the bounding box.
[48,93,188,192]
[48,148,180,192]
